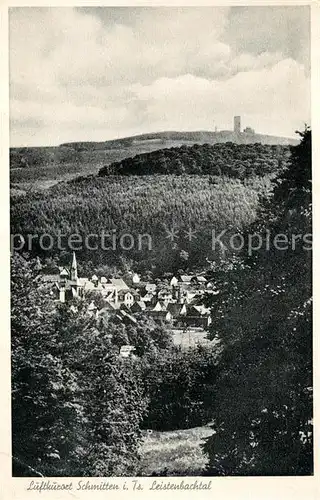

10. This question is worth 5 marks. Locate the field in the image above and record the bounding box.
[172,328,216,349]
[139,425,214,476]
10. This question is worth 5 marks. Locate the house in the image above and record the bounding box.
[91,274,99,284]
[79,278,105,294]
[149,310,172,324]
[170,276,179,287]
[152,301,166,312]
[117,290,134,308]
[157,289,172,301]
[141,293,153,304]
[41,274,60,284]
[110,278,130,292]
[131,290,141,301]
[179,275,193,287]
[44,253,211,331]
[132,273,141,285]
[87,301,98,318]
[43,254,90,303]
[167,302,187,319]
[179,305,211,328]
[184,291,198,303]
[145,283,157,294]
[102,287,118,304]
[120,345,136,358]
[191,276,207,286]
[44,253,134,308]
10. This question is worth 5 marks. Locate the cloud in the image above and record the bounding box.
[224,6,310,72]
[129,59,310,137]
[9,7,310,146]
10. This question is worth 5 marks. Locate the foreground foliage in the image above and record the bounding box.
[141,345,222,431]
[203,128,312,475]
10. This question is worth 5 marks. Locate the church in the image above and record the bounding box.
[42,252,130,306]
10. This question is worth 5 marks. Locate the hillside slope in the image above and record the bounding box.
[63,130,298,149]
[10,130,297,192]
[11,130,297,170]
[99,142,291,177]
[11,174,272,273]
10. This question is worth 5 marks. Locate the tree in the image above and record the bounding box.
[11,253,81,476]
[273,126,311,209]
[203,128,312,475]
[141,346,221,431]
[178,250,189,271]
[125,317,173,357]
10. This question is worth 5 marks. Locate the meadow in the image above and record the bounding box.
[139,426,214,476]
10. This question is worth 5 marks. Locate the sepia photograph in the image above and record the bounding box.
[8,5,312,481]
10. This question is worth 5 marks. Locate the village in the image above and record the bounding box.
[41,253,218,349]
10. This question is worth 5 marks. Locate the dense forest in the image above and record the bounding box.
[11,140,292,274]
[99,142,291,177]
[11,174,272,274]
[10,131,295,172]
[10,142,172,185]
[11,129,312,476]
[203,128,312,475]
[10,138,294,190]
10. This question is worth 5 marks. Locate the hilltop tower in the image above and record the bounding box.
[234,116,241,133]
[70,251,78,281]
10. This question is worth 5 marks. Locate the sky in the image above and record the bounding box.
[9,6,311,147]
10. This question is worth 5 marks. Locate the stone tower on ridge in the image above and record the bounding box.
[234,116,241,133]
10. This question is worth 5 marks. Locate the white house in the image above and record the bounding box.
[118,290,134,308]
[170,276,179,287]
[132,273,141,284]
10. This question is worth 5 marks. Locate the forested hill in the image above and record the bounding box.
[10,130,297,190]
[10,130,297,171]
[99,142,292,177]
[11,174,272,274]
[11,141,293,272]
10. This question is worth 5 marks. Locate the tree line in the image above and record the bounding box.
[99,142,291,178]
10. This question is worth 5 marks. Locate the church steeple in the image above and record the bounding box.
[70,252,78,281]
